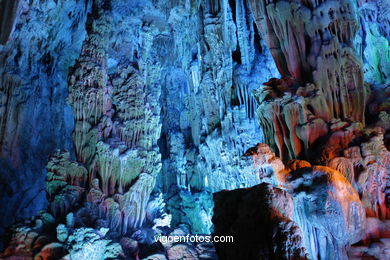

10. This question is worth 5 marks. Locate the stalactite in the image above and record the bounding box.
[0,74,22,153]
[0,0,20,44]
[290,166,366,260]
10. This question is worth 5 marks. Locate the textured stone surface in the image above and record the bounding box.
[243,142,286,186]
[342,130,390,219]
[0,0,283,241]
[0,0,279,256]
[64,0,163,235]
[358,0,390,84]
[167,189,214,235]
[64,227,123,260]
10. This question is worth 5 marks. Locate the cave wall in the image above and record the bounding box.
[0,0,280,244]
[0,0,90,242]
[0,0,388,259]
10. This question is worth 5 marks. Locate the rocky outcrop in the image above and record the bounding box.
[243,142,285,186]
[288,165,366,260]
[1,0,266,254]
[62,227,123,260]
[0,0,388,259]
[46,151,86,218]
[157,0,279,198]
[213,182,308,260]
[239,143,368,260]
[0,214,123,260]
[167,189,214,235]
[349,217,390,259]
[154,0,279,235]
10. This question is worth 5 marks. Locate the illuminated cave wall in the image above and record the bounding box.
[0,0,389,259]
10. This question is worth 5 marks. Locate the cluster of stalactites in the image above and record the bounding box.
[86,173,156,234]
[249,0,366,160]
[67,5,112,166]
[45,150,157,235]
[252,0,364,121]
[110,65,160,150]
[250,0,361,81]
[45,151,87,217]
[331,129,390,219]
[63,0,162,235]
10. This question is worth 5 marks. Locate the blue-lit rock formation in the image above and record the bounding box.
[0,0,89,245]
[0,0,389,259]
[358,0,390,84]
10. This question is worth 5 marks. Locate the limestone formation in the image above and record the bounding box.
[0,0,89,241]
[243,142,285,186]
[250,0,367,161]
[64,227,123,260]
[240,143,368,260]
[167,189,214,234]
[65,0,163,235]
[288,165,366,259]
[358,0,390,84]
[342,130,390,219]
[0,0,389,259]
